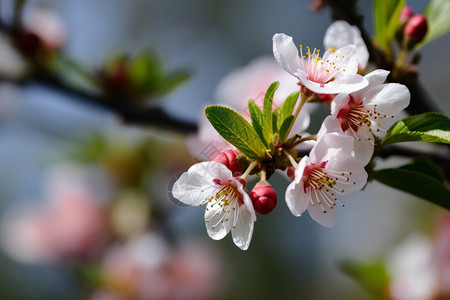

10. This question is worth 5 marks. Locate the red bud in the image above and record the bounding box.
[250,181,277,215]
[404,14,428,48]
[211,150,242,174]
[399,5,414,25]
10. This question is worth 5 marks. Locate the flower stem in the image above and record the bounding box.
[284,151,298,168]
[260,167,267,181]
[284,92,310,140]
[242,161,258,179]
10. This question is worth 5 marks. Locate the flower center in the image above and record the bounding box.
[336,95,394,141]
[200,179,243,229]
[302,161,355,213]
[299,45,344,86]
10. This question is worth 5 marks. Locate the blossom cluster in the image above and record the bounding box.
[173,21,410,250]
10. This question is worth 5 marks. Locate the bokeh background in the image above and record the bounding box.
[0,0,448,299]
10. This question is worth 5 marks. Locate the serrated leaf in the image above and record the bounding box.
[263,82,279,147]
[381,113,450,146]
[279,115,295,142]
[421,0,450,47]
[339,260,390,299]
[248,100,267,146]
[374,0,406,50]
[205,105,266,160]
[373,158,450,209]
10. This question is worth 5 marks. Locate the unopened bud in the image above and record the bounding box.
[250,181,277,215]
[404,14,428,49]
[211,150,242,174]
[399,5,414,25]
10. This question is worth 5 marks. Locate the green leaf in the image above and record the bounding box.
[421,0,450,46]
[279,115,295,142]
[381,112,450,146]
[248,100,267,146]
[263,82,279,147]
[373,0,406,50]
[399,157,444,182]
[152,71,190,96]
[205,105,266,160]
[272,91,299,136]
[339,260,390,299]
[281,91,300,120]
[373,158,450,209]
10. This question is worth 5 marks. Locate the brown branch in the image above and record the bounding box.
[26,71,198,133]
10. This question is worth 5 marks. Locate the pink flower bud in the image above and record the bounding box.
[404,14,428,46]
[399,5,414,25]
[211,150,242,174]
[250,182,277,215]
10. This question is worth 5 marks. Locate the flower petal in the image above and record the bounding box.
[364,69,390,86]
[205,202,232,241]
[310,132,355,164]
[329,156,368,193]
[172,162,232,206]
[307,196,336,227]
[231,205,254,250]
[272,33,302,77]
[326,44,359,75]
[323,21,369,70]
[237,182,256,221]
[285,180,309,217]
[364,83,410,117]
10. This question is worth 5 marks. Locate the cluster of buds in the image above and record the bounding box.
[397,5,429,49]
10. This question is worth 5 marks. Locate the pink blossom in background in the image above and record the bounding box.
[93,233,222,300]
[24,5,67,51]
[1,164,110,264]
[188,56,312,159]
[388,212,450,300]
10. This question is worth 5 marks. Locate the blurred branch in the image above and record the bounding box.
[27,70,198,133]
[320,0,441,115]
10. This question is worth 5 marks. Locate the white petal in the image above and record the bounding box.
[323,21,369,70]
[285,180,309,217]
[317,115,341,137]
[272,33,302,77]
[300,71,367,94]
[310,132,354,163]
[364,83,410,116]
[352,131,375,166]
[326,44,359,75]
[318,116,374,166]
[205,202,232,241]
[307,195,336,227]
[238,182,256,221]
[331,73,368,93]
[364,69,390,86]
[172,162,232,206]
[231,205,254,250]
[329,156,368,193]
